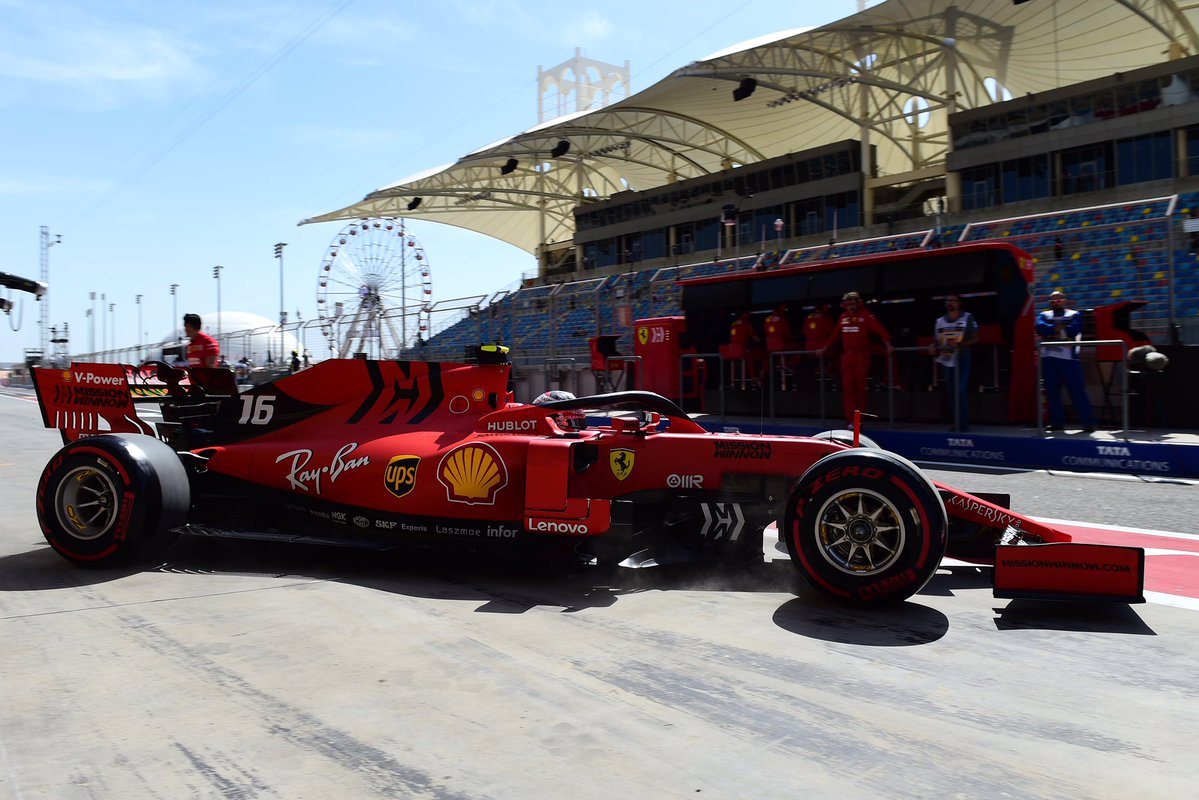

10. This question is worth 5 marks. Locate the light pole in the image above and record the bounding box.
[213,266,223,353]
[169,284,179,343]
[39,226,62,361]
[101,293,107,352]
[109,302,115,355]
[135,294,143,361]
[274,242,287,365]
[89,291,96,352]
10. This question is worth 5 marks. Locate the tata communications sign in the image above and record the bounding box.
[869,432,1194,479]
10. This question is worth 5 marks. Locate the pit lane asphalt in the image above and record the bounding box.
[2,389,1198,799]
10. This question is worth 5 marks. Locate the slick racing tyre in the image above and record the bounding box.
[36,434,190,566]
[783,449,946,605]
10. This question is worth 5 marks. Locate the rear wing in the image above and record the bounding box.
[32,363,155,442]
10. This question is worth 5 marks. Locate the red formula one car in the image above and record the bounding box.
[30,349,1144,606]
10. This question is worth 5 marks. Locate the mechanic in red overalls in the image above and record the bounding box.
[819,291,892,427]
[183,313,220,368]
[728,310,765,386]
[803,304,835,352]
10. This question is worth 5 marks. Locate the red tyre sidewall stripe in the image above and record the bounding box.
[41,442,134,560]
[890,474,933,569]
[73,445,132,484]
[790,494,852,599]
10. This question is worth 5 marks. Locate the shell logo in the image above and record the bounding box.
[62,370,72,381]
[437,442,508,505]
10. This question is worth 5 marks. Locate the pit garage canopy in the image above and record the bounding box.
[302,0,1199,255]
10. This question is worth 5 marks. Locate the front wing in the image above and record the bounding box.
[937,481,1145,603]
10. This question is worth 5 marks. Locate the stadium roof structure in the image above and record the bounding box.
[302,0,1199,255]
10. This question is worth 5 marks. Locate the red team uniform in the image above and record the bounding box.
[728,312,765,382]
[824,302,891,425]
[187,331,220,368]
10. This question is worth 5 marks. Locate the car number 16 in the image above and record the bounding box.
[238,395,276,425]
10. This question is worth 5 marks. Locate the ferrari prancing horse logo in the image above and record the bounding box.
[610,448,635,481]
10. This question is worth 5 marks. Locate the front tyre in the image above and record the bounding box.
[783,449,946,605]
[36,434,190,566]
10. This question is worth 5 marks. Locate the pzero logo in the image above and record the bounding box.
[384,455,420,499]
[610,448,635,481]
[667,474,703,488]
[438,442,508,505]
[276,443,370,494]
[713,441,772,459]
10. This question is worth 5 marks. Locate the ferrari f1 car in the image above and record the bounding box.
[31,350,1144,606]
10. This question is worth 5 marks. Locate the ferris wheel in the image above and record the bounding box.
[317,218,432,359]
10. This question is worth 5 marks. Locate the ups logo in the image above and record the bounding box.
[384,455,420,499]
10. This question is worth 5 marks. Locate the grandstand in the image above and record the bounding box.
[298,0,1199,380]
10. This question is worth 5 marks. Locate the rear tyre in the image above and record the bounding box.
[36,434,190,566]
[783,449,946,605]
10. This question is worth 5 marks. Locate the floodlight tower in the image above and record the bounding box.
[213,266,223,351]
[170,284,179,343]
[275,242,287,363]
[39,226,62,360]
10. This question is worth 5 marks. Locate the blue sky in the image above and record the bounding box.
[0,0,864,363]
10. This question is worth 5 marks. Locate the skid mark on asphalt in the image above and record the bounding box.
[73,585,475,800]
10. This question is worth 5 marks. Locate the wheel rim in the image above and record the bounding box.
[54,467,119,541]
[813,488,905,576]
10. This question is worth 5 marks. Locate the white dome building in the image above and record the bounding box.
[162,311,301,365]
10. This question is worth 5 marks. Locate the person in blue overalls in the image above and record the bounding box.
[1035,290,1096,433]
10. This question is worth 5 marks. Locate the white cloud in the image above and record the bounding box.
[0,175,112,195]
[0,3,205,107]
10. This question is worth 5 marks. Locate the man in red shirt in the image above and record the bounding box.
[820,291,892,427]
[183,313,220,368]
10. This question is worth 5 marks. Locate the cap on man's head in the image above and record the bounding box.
[842,291,861,302]
[1049,290,1066,299]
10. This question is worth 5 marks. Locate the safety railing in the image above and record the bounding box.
[765,345,926,426]
[766,348,826,423]
[595,355,642,393]
[542,357,578,396]
[681,353,723,417]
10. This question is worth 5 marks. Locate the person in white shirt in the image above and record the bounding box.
[930,294,978,432]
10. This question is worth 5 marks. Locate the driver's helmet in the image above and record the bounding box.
[532,390,586,430]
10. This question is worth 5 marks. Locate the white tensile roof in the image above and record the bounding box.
[302,0,1199,254]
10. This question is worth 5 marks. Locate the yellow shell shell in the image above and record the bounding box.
[440,444,507,503]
